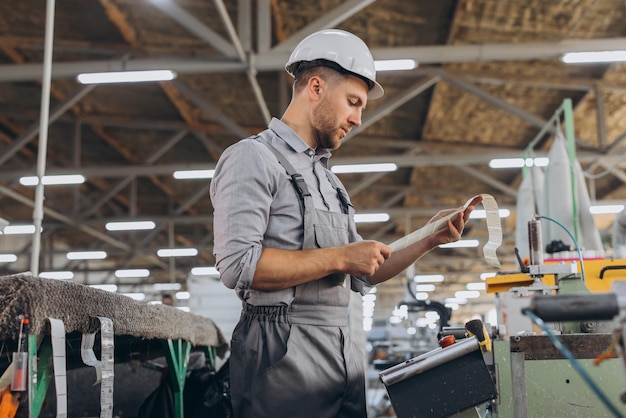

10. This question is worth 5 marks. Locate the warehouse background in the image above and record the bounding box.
[0,0,625,330]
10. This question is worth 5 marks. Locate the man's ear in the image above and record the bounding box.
[308,75,323,99]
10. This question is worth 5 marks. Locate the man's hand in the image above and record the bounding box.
[339,240,391,277]
[427,195,482,246]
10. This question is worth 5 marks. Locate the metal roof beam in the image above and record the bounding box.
[148,0,237,57]
[1,149,624,180]
[4,37,626,82]
[270,0,377,53]
[0,84,96,167]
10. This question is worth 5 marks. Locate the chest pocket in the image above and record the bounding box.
[313,219,350,249]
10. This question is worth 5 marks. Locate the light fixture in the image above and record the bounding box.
[153,283,182,291]
[0,254,18,263]
[455,290,481,299]
[331,163,398,174]
[175,291,190,300]
[445,297,468,305]
[470,209,510,219]
[77,70,177,84]
[157,248,198,257]
[0,225,37,235]
[105,221,156,231]
[354,213,390,223]
[40,271,74,280]
[488,157,549,169]
[122,292,146,301]
[20,174,85,186]
[363,317,373,332]
[413,274,444,283]
[90,284,118,292]
[362,293,376,302]
[562,50,626,64]
[416,284,436,292]
[66,250,107,260]
[589,204,624,214]
[439,239,480,248]
[415,292,429,301]
[480,272,497,281]
[374,59,417,72]
[115,269,150,278]
[173,170,215,179]
[466,282,486,291]
[191,266,219,276]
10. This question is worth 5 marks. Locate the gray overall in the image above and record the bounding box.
[229,141,366,418]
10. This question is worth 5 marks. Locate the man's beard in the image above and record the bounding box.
[312,97,341,150]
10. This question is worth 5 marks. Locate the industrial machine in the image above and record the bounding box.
[376,216,626,417]
[484,216,626,418]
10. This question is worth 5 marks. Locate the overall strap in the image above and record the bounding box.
[324,170,352,215]
[256,137,309,216]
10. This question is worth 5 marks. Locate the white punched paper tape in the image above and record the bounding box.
[80,316,114,418]
[388,193,502,268]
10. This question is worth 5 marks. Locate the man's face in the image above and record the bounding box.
[312,75,368,150]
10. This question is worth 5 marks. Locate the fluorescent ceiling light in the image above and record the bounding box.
[562,50,626,64]
[480,272,497,281]
[123,292,146,301]
[105,221,156,231]
[590,204,624,214]
[362,293,376,302]
[173,169,215,179]
[416,284,436,292]
[331,163,397,174]
[1,224,37,235]
[90,284,118,292]
[115,268,150,278]
[466,282,486,291]
[20,174,85,186]
[415,292,429,301]
[445,302,459,311]
[40,271,74,280]
[77,70,177,84]
[413,274,444,283]
[439,239,480,248]
[0,254,18,263]
[66,250,107,260]
[175,291,190,300]
[488,157,549,169]
[470,209,510,219]
[153,283,182,291]
[354,213,390,223]
[455,290,481,299]
[191,266,219,276]
[375,59,417,72]
[157,248,198,257]
[445,297,467,304]
[177,306,191,312]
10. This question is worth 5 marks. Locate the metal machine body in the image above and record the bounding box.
[484,217,626,417]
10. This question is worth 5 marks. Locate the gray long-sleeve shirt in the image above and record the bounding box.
[210,118,371,305]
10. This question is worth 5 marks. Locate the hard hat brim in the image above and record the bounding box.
[368,81,384,100]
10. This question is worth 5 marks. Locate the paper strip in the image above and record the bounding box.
[388,193,502,268]
[81,317,114,418]
[48,318,67,418]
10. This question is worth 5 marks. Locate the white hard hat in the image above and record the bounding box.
[285,29,384,100]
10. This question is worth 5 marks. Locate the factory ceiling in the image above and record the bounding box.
[1,0,626,328]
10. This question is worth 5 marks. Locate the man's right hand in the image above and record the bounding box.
[339,240,391,277]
